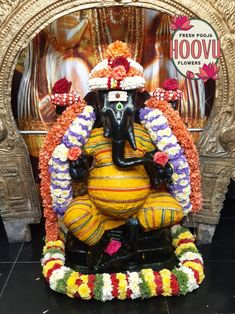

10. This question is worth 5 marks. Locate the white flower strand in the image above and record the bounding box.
[102,274,114,301]
[140,107,192,214]
[49,106,95,215]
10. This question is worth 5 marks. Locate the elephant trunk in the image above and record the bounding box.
[112,137,148,168]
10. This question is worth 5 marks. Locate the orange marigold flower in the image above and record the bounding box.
[105,40,132,59]
[90,68,111,79]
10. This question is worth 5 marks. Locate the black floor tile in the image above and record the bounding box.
[167,261,235,314]
[0,263,13,294]
[18,221,45,262]
[0,263,168,314]
[0,219,22,262]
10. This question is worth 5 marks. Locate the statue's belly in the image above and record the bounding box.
[88,165,150,218]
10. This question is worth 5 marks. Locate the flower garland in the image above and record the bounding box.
[41,224,204,300]
[139,107,192,215]
[152,88,182,102]
[39,101,86,241]
[88,41,145,91]
[152,78,183,102]
[88,58,145,91]
[48,106,96,216]
[51,91,81,107]
[145,98,202,212]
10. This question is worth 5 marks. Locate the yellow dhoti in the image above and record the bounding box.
[64,191,183,246]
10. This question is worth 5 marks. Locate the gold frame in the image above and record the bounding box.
[0,0,234,242]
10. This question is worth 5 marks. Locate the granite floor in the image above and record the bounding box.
[0,191,235,314]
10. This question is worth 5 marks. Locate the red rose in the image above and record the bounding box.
[153,152,169,166]
[104,240,122,256]
[52,78,72,94]
[163,78,178,91]
[67,147,81,161]
[110,56,130,72]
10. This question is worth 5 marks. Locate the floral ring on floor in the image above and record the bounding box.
[41,225,204,301]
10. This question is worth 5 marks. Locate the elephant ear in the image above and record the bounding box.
[135,90,151,123]
[84,91,101,127]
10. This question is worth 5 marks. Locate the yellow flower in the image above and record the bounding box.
[66,272,79,298]
[116,273,126,281]
[119,281,127,290]
[159,269,172,296]
[172,231,194,247]
[43,260,63,277]
[43,240,64,254]
[175,242,196,256]
[116,273,127,299]
[78,283,91,300]
[118,293,127,300]
[111,80,117,89]
[183,261,205,283]
[172,173,180,181]
[80,275,89,284]
[141,269,156,296]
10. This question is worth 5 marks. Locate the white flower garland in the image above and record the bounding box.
[140,107,192,214]
[48,106,95,215]
[88,76,145,91]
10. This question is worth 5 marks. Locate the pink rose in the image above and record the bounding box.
[111,65,127,81]
[67,147,81,161]
[153,152,169,166]
[104,240,122,256]
[163,78,179,91]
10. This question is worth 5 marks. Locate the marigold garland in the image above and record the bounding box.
[41,225,205,300]
[145,97,202,212]
[39,101,85,241]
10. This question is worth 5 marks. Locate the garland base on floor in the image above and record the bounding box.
[41,224,204,301]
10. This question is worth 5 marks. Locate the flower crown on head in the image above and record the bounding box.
[88,41,146,91]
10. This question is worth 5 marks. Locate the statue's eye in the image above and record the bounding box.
[116,102,124,111]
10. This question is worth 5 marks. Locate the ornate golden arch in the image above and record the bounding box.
[0,0,234,242]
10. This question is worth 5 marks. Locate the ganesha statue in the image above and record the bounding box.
[40,41,204,300]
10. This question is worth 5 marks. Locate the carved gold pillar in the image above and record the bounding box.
[0,0,234,244]
[0,111,40,242]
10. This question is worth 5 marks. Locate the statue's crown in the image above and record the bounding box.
[88,41,145,91]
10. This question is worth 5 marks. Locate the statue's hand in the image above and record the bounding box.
[69,153,93,181]
[144,150,173,188]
